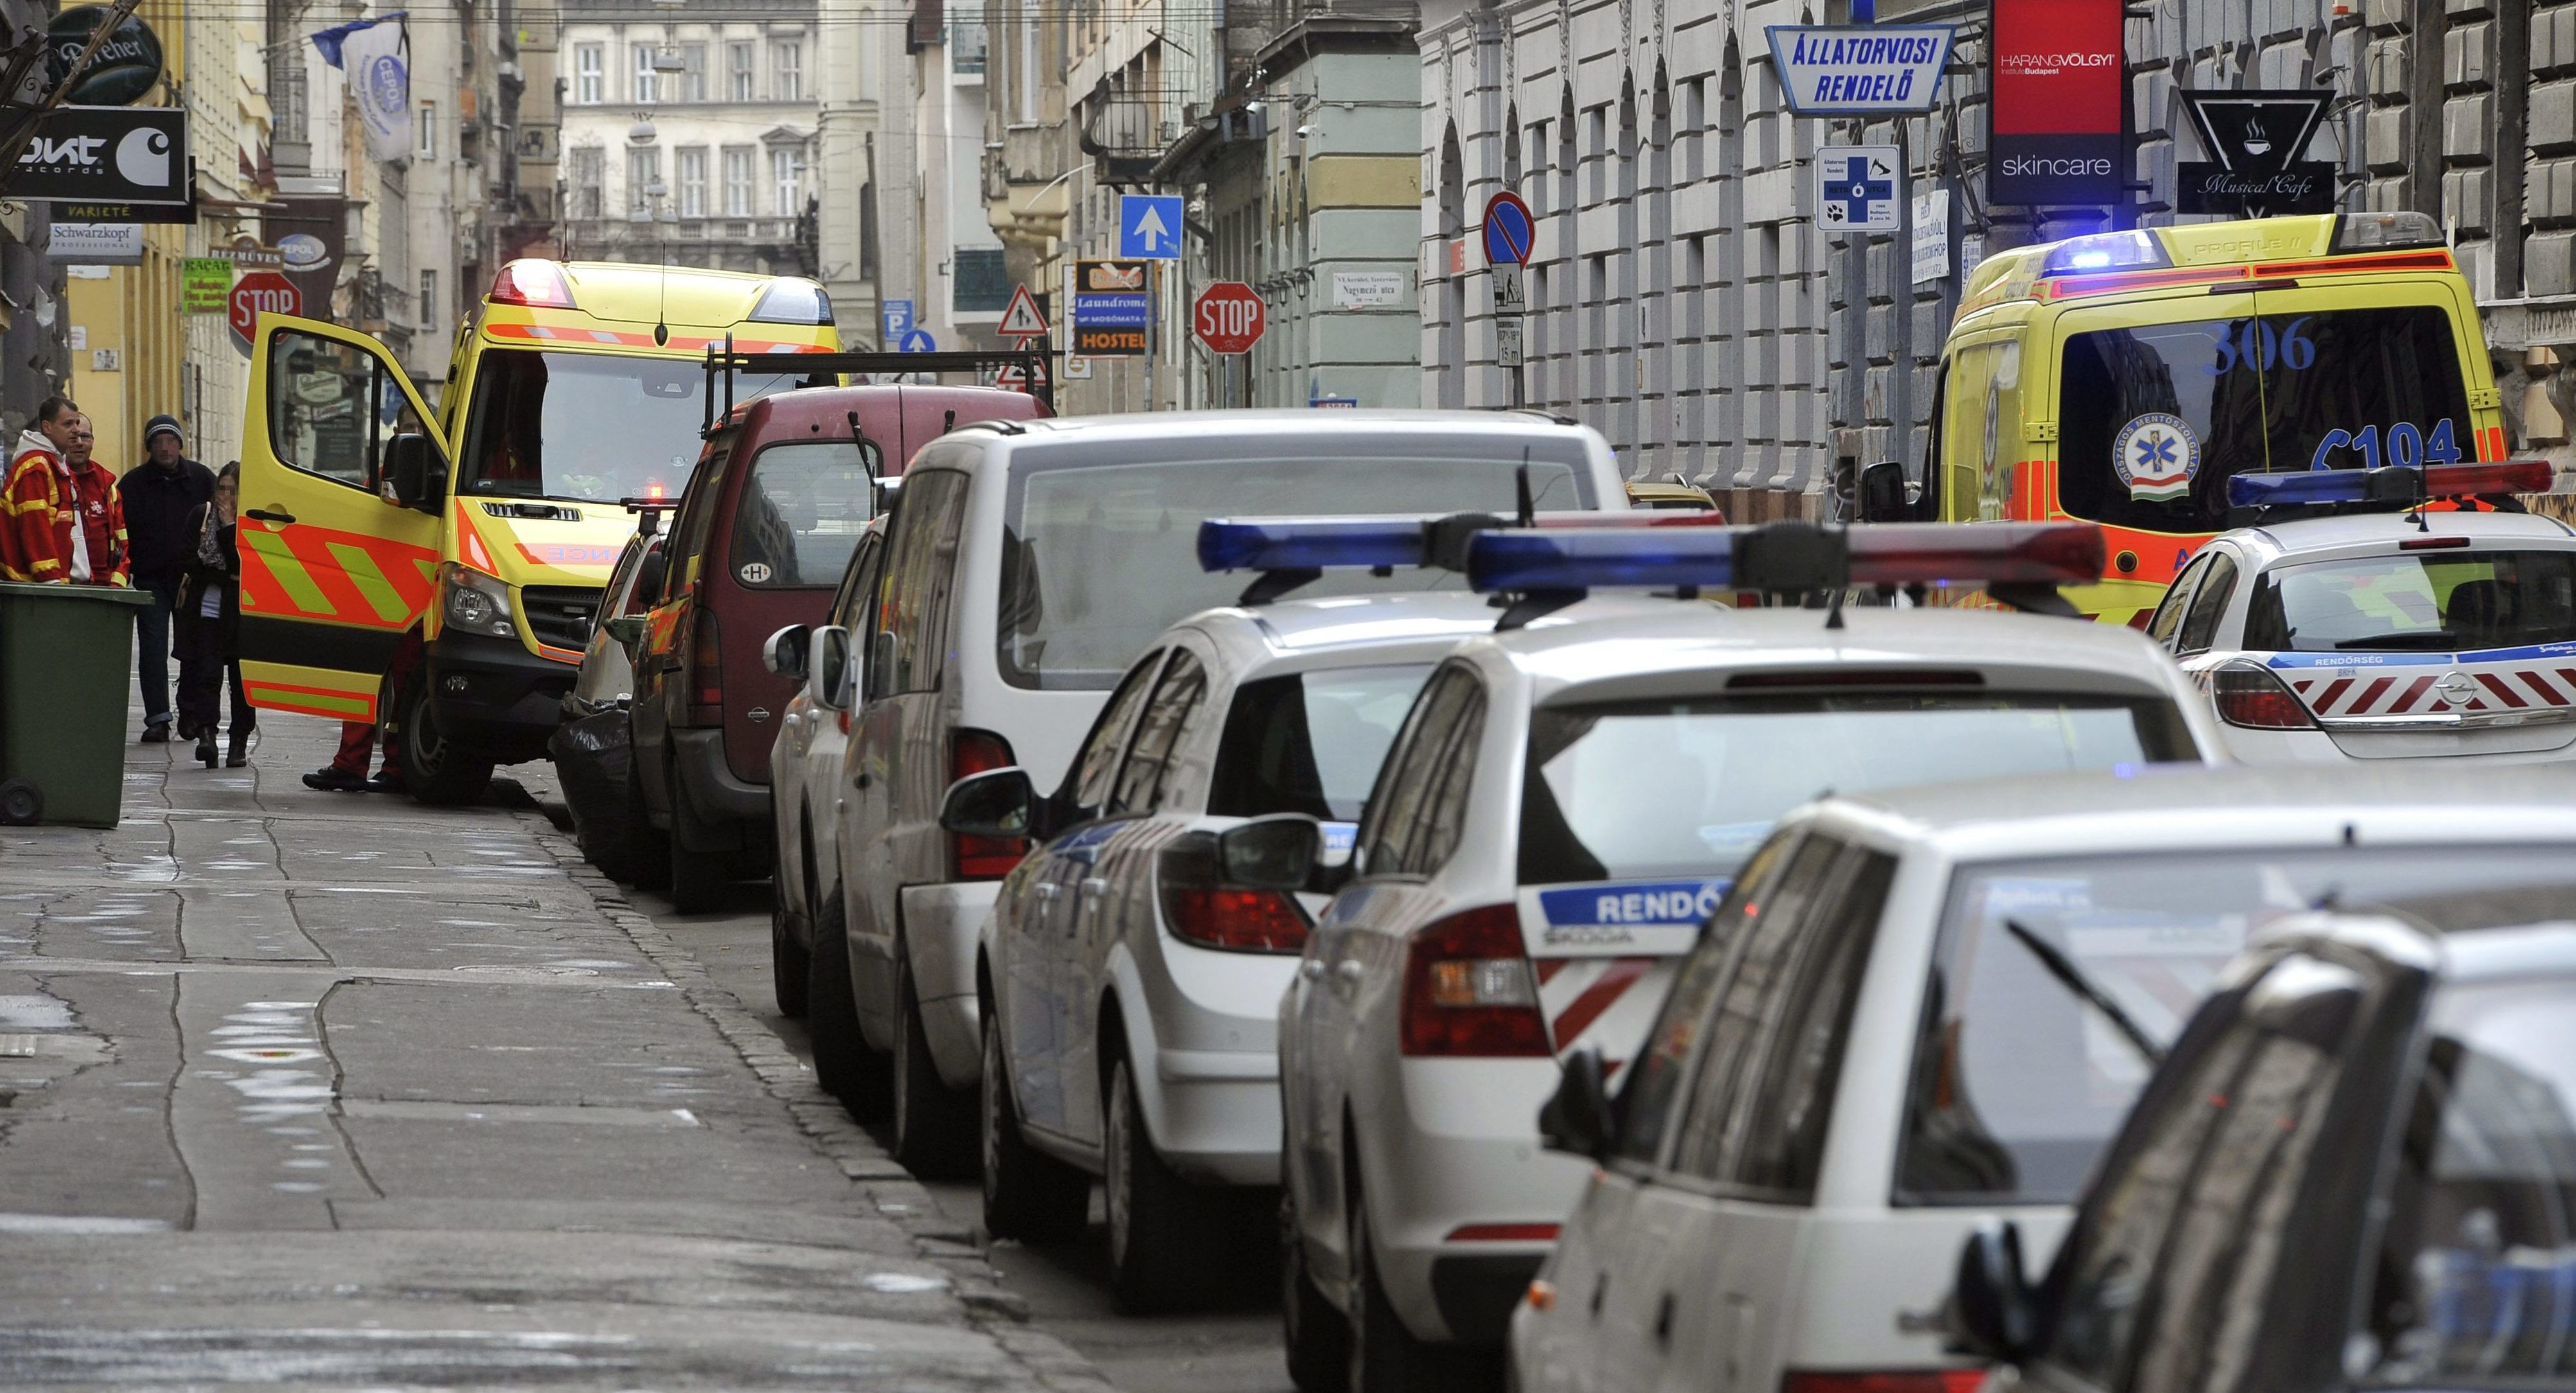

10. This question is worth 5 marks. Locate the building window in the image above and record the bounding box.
[419,269,438,335]
[677,146,707,217]
[416,99,436,157]
[954,247,1007,313]
[631,42,658,104]
[728,42,755,101]
[680,42,707,101]
[628,146,662,215]
[772,39,802,101]
[723,146,754,215]
[569,146,604,218]
[770,146,806,215]
[574,44,603,103]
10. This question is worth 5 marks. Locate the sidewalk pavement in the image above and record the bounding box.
[0,702,1108,1389]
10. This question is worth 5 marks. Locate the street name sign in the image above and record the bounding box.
[1118,195,1184,260]
[1193,281,1264,356]
[1766,25,1954,115]
[1817,145,1901,232]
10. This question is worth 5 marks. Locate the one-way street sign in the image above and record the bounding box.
[1817,145,1901,232]
[1118,195,1184,260]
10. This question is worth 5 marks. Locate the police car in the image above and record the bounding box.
[940,587,1500,1313]
[1513,766,2576,1393]
[1950,892,2576,1393]
[2146,460,2576,765]
[1225,518,2228,1390]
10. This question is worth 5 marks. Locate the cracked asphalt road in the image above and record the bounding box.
[0,707,1106,1390]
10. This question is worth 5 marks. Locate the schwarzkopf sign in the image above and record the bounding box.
[2177,89,2336,216]
[8,106,190,205]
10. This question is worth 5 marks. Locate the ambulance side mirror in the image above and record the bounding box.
[1859,460,1920,523]
[387,433,444,513]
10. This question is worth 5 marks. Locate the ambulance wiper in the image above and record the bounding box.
[2000,918,2166,1067]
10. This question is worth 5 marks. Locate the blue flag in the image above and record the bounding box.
[309,12,406,69]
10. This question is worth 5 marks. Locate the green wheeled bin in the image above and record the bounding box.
[0,580,153,827]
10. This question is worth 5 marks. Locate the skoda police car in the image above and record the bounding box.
[1237,518,2227,1390]
[1512,765,2576,1393]
[2144,460,2576,765]
[949,587,1501,1313]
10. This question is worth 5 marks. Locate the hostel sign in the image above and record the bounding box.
[1767,25,1955,114]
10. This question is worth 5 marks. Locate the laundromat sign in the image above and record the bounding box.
[1767,24,1955,115]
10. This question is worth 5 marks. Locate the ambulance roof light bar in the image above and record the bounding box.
[1197,511,1731,606]
[2225,460,2552,510]
[1463,521,2106,628]
[2038,229,2171,278]
[2333,211,2446,252]
[488,259,578,310]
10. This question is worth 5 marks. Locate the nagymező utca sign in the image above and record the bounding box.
[48,6,166,107]
[1766,25,1954,115]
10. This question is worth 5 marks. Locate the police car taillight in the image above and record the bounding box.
[1157,834,1309,954]
[2210,665,2316,730]
[488,259,578,309]
[2227,460,2553,509]
[1399,905,1549,1058]
[2333,210,2445,252]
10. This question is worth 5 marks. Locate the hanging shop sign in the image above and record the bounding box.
[48,6,165,107]
[1767,24,1955,115]
[1072,259,1150,357]
[2176,89,2336,217]
[8,106,190,204]
[47,220,143,264]
[182,258,233,312]
[1986,0,2125,207]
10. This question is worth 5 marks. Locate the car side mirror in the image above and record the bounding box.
[1944,1220,2039,1362]
[387,432,444,513]
[763,623,812,681]
[1537,1046,1617,1161]
[807,626,849,710]
[1858,460,1919,523]
[939,766,1037,839]
[874,474,903,515]
[1216,814,1322,891]
[603,614,648,661]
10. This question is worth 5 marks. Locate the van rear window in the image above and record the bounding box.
[728,440,882,588]
[996,439,1594,690]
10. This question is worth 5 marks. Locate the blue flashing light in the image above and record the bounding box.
[2038,229,2171,278]
[2226,461,2550,509]
[1197,516,1432,573]
[1465,528,1736,593]
[2227,469,2374,508]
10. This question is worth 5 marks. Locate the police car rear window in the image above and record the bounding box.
[1515,692,2192,886]
[1208,664,1432,822]
[1898,846,2576,1209]
[2244,550,2576,654]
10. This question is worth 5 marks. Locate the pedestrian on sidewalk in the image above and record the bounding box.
[61,413,130,588]
[116,415,216,743]
[1,397,93,584]
[175,462,254,769]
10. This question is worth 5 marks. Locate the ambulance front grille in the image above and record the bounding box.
[523,586,602,653]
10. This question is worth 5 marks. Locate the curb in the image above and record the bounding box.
[526,818,1115,1393]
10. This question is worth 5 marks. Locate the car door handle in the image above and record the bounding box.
[1300,958,1325,981]
[1033,883,1061,902]
[245,507,297,525]
[1333,960,1365,990]
[1079,877,1108,897]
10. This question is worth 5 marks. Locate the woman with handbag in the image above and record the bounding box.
[175,462,253,769]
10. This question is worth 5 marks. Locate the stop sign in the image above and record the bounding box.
[1194,281,1264,356]
[229,270,303,349]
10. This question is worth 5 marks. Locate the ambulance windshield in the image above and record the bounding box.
[457,350,804,504]
[2056,304,2473,532]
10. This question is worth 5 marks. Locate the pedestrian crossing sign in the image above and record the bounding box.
[998,284,1048,340]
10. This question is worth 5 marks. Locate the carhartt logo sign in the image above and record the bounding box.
[6,105,189,204]
[2177,89,2334,216]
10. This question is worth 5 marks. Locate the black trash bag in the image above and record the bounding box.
[550,708,643,883]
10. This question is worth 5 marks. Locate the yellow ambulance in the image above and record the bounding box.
[236,259,838,800]
[1878,211,2509,624]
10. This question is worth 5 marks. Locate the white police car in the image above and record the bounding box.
[1513,765,2576,1393]
[2148,461,2576,765]
[1238,518,2229,1391]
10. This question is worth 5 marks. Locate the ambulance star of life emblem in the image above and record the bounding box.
[2433,670,2479,708]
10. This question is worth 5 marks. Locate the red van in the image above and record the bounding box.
[626,383,1048,909]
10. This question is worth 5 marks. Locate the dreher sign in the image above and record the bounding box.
[1767,25,1954,115]
[1987,0,2125,207]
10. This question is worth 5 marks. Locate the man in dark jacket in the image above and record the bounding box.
[115,416,216,742]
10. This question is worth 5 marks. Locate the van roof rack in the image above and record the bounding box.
[701,339,1055,430]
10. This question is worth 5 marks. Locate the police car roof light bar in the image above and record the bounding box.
[1463,521,2104,597]
[2225,460,2554,509]
[1197,515,1433,574]
[1844,521,2106,587]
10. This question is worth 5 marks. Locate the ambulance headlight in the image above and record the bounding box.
[439,562,517,639]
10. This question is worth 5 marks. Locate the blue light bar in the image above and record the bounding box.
[1198,516,1431,572]
[2227,461,2554,509]
[1465,528,1738,592]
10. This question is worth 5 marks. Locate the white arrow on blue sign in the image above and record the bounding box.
[900,327,938,352]
[1119,195,1184,260]
[1767,24,1954,116]
[1816,145,1902,232]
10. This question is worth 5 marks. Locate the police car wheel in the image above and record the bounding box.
[890,956,975,1177]
[980,1009,1090,1243]
[1105,1054,1222,1314]
[806,897,888,1119]
[1347,1177,1443,1393]
[1282,1188,1352,1393]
